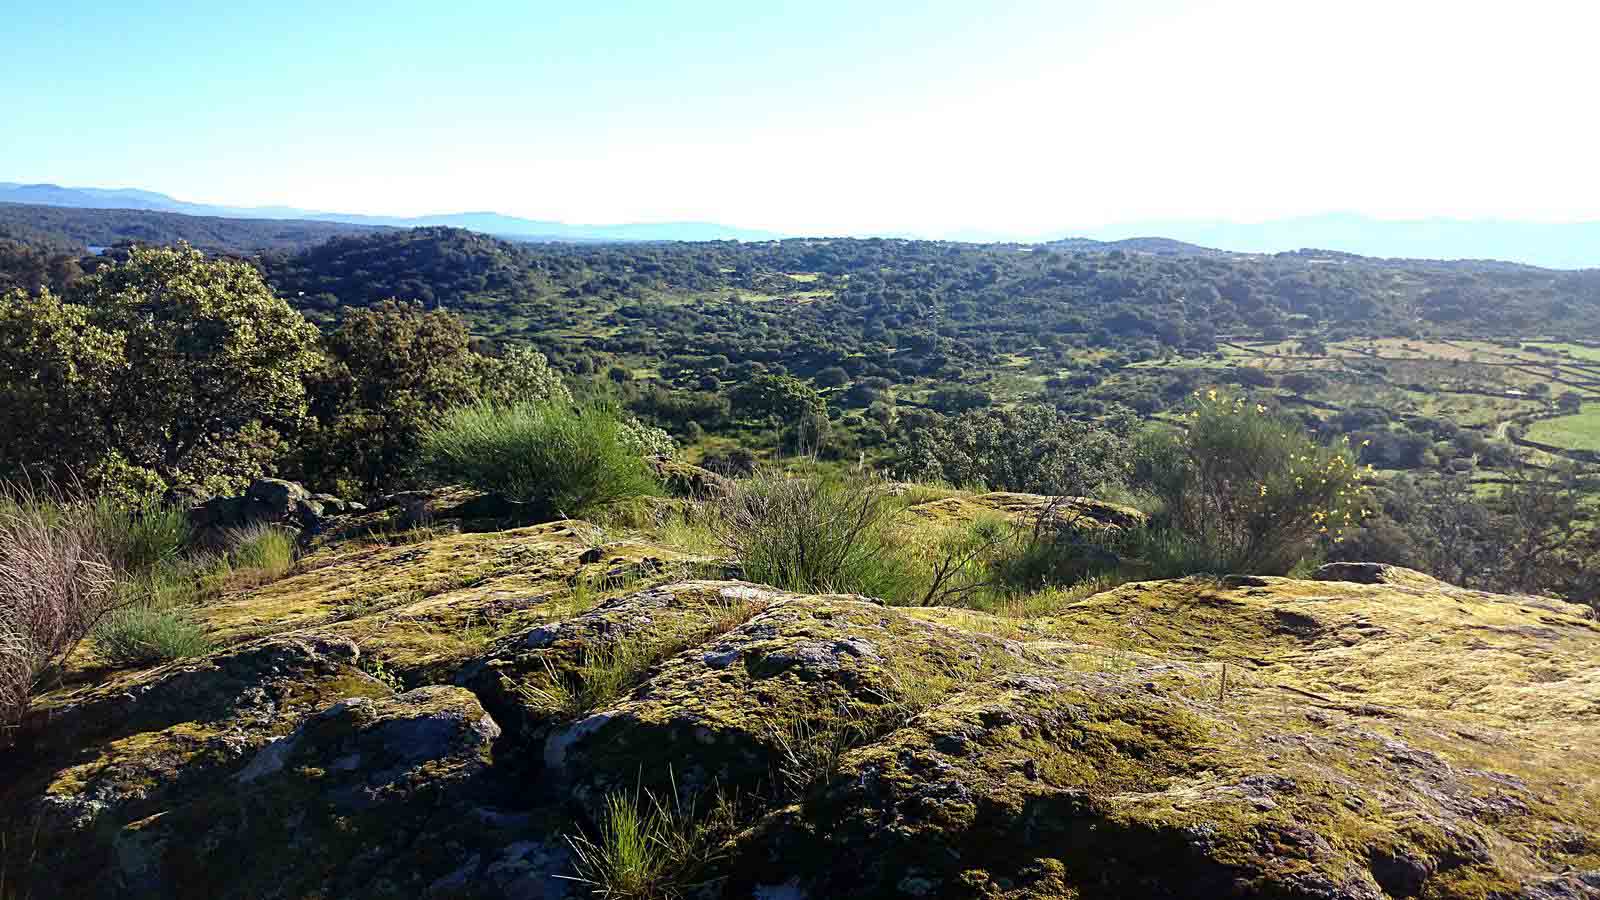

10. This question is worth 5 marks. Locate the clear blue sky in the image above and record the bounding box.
[5,0,1596,235]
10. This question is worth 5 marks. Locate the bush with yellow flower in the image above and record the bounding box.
[1148,389,1373,574]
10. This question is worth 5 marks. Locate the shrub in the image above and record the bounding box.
[1150,390,1369,574]
[698,447,758,478]
[0,488,119,740]
[471,344,574,409]
[894,404,1138,496]
[714,468,914,597]
[617,415,678,459]
[421,400,661,519]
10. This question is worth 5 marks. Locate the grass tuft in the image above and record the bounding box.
[421,400,661,519]
[1,484,119,739]
[713,467,917,598]
[563,774,734,900]
[93,603,210,665]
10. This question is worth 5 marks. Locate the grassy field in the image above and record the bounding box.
[1089,333,1600,476]
[1520,342,1600,364]
[1527,402,1600,452]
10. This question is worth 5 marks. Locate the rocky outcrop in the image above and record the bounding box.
[1312,561,1448,589]
[5,509,1598,898]
[906,491,1148,532]
[187,478,363,543]
[647,456,735,499]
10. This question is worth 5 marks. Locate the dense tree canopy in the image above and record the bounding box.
[0,244,321,497]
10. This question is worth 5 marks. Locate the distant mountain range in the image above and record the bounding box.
[1073,214,1600,271]
[0,183,785,244]
[4,181,1598,268]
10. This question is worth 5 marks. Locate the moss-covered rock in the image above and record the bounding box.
[111,686,507,900]
[906,492,1147,532]
[5,500,1597,899]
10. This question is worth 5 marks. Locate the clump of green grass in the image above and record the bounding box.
[767,709,872,799]
[87,497,193,573]
[203,523,298,591]
[563,776,734,900]
[226,524,297,577]
[93,603,210,665]
[421,400,661,519]
[713,467,920,599]
[89,521,293,665]
[519,638,663,719]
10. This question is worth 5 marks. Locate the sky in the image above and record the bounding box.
[5,0,1599,237]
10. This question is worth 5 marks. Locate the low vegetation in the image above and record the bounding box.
[0,486,118,740]
[712,467,909,598]
[421,400,662,520]
[1145,390,1369,574]
[0,481,322,739]
[564,777,735,900]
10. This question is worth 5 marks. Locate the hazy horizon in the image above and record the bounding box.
[8,0,1599,237]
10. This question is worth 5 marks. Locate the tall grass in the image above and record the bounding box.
[713,467,916,598]
[564,776,733,900]
[223,523,297,582]
[90,523,291,666]
[421,400,661,519]
[87,498,191,573]
[1,486,119,741]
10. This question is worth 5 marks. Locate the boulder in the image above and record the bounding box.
[187,478,359,543]
[112,686,504,899]
[1312,561,1447,588]
[245,477,312,517]
[647,456,735,499]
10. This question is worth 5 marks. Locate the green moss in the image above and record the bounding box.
[12,493,1598,899]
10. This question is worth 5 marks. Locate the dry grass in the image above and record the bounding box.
[0,487,119,742]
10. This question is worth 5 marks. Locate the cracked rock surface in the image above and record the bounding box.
[3,490,1597,898]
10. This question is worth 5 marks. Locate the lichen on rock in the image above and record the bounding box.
[4,496,1597,899]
